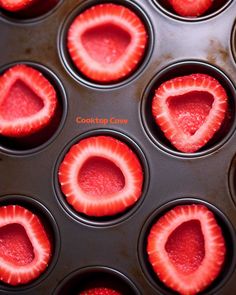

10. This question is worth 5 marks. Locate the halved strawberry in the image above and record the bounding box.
[67,3,148,83]
[152,73,228,153]
[147,204,226,295]
[58,136,144,217]
[168,0,213,17]
[80,287,121,295]
[0,0,36,12]
[0,64,57,137]
[0,205,52,286]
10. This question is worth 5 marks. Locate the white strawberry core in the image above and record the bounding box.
[0,80,44,120]
[168,91,214,136]
[78,156,125,197]
[0,223,34,266]
[81,24,131,65]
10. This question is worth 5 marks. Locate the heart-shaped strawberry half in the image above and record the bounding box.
[147,204,226,295]
[0,205,52,286]
[58,136,144,217]
[0,64,57,138]
[67,3,148,83]
[152,73,228,153]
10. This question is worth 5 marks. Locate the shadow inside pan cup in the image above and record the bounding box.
[53,266,140,295]
[58,0,154,89]
[141,60,236,157]
[54,129,149,227]
[0,0,62,22]
[230,20,236,65]
[0,195,60,292]
[152,0,233,21]
[0,62,67,155]
[138,198,236,295]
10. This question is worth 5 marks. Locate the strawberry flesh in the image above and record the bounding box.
[147,204,226,295]
[58,136,143,217]
[67,3,148,83]
[0,80,44,120]
[0,205,52,286]
[0,223,34,266]
[78,156,125,197]
[152,73,228,153]
[81,24,131,65]
[168,91,214,136]
[169,0,213,17]
[165,220,205,274]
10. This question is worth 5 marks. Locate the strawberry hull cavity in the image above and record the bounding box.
[147,204,226,295]
[58,136,144,217]
[0,64,58,138]
[0,205,52,286]
[152,73,228,153]
[67,3,148,83]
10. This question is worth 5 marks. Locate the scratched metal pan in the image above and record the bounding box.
[1,0,236,294]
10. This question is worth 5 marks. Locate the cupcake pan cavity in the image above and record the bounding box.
[1,0,236,294]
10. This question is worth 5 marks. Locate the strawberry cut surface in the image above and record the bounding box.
[0,64,57,137]
[0,223,34,266]
[147,204,226,295]
[0,205,52,286]
[58,136,144,217]
[0,80,44,120]
[152,74,228,153]
[78,156,125,196]
[165,220,205,274]
[67,3,148,83]
[80,287,121,295]
[168,0,213,17]
[0,0,35,12]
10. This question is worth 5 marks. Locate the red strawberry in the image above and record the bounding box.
[80,287,121,295]
[147,204,226,295]
[58,136,143,217]
[67,3,148,83]
[152,73,228,153]
[0,205,52,286]
[0,64,57,137]
[168,0,213,17]
[0,0,36,12]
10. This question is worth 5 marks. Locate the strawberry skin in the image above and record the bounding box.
[0,64,57,137]
[152,73,228,153]
[67,3,148,83]
[169,0,213,17]
[0,0,35,12]
[147,204,226,295]
[58,136,144,217]
[0,205,51,286]
[80,287,121,295]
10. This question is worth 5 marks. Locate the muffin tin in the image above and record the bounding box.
[1,0,236,294]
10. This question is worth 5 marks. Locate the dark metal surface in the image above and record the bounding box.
[0,0,236,294]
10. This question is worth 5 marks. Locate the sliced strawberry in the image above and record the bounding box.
[0,205,52,286]
[58,136,144,217]
[67,3,148,83]
[152,73,228,153]
[147,204,226,295]
[0,0,36,12]
[168,0,213,17]
[80,287,121,295]
[0,64,57,137]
